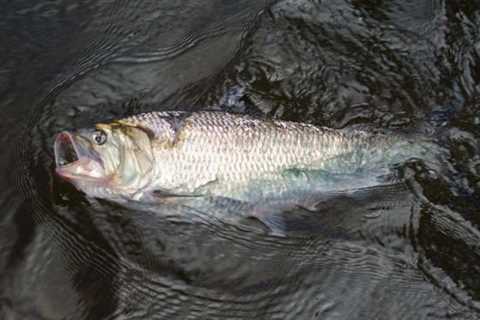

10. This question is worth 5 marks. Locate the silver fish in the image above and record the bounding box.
[54,111,436,233]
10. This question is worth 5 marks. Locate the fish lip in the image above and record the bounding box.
[55,158,108,183]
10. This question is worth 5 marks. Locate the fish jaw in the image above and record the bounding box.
[54,131,107,182]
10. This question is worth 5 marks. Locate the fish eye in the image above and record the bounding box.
[92,130,107,145]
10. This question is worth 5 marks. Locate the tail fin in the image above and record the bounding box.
[398,106,457,183]
[413,104,456,137]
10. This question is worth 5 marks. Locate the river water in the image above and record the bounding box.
[1,0,480,319]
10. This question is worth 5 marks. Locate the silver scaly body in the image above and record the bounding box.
[119,111,410,201]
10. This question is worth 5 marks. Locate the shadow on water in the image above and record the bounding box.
[1,0,480,319]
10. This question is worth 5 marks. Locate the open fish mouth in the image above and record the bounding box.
[54,131,105,180]
[54,132,80,167]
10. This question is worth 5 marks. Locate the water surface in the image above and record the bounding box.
[1,0,480,319]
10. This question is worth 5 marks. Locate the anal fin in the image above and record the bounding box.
[250,205,288,237]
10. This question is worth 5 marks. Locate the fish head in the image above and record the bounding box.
[54,122,155,199]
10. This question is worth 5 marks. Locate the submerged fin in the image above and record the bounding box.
[250,205,288,237]
[205,196,289,237]
[247,182,410,236]
[293,182,408,211]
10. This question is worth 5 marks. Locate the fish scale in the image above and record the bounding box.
[120,112,399,198]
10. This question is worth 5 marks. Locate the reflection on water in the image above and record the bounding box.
[1,0,480,319]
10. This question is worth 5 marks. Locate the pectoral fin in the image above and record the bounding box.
[151,189,202,199]
[137,189,203,204]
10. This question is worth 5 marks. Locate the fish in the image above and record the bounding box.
[54,111,439,234]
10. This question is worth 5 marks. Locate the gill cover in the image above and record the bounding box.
[99,122,155,187]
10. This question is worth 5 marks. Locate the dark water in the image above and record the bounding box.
[1,0,480,319]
